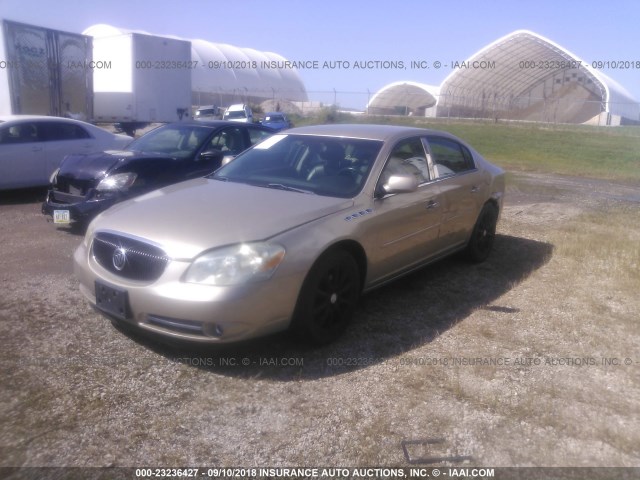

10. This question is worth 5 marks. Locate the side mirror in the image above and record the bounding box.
[199,149,224,162]
[376,174,419,198]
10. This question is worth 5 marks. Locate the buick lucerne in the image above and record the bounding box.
[74,124,505,345]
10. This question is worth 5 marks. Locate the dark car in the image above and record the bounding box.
[43,121,273,225]
[260,112,292,131]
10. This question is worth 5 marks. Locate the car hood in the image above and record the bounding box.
[91,178,354,259]
[58,150,175,180]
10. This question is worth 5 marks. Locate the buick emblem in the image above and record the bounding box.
[112,247,127,271]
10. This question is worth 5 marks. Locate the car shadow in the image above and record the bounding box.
[0,186,47,205]
[51,221,88,236]
[116,233,553,380]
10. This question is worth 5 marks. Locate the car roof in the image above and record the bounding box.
[166,120,272,129]
[0,115,91,125]
[284,123,456,142]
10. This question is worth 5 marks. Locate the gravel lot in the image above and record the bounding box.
[1,172,639,470]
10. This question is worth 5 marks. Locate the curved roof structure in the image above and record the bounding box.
[367,81,439,116]
[83,24,308,105]
[437,30,639,124]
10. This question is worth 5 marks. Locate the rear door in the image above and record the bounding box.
[424,136,484,247]
[41,121,94,178]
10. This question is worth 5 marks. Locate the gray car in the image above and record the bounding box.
[0,115,132,190]
[74,124,505,345]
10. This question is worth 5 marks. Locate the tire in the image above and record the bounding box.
[465,203,498,263]
[292,250,361,345]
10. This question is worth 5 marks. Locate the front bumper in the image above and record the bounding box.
[73,240,300,343]
[42,189,119,223]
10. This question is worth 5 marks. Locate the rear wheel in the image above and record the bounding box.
[292,250,360,345]
[465,203,498,263]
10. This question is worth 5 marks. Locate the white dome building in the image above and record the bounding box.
[367,30,639,125]
[367,81,439,117]
[436,30,639,125]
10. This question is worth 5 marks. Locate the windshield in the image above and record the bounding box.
[125,124,213,158]
[212,134,383,198]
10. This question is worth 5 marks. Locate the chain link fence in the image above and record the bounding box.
[193,87,640,126]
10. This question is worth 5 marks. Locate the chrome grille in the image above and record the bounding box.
[92,232,169,281]
[147,315,205,335]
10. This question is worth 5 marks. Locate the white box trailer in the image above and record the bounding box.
[0,19,93,119]
[92,32,192,135]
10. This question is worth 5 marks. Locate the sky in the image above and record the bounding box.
[2,0,640,109]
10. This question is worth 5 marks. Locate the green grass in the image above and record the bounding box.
[292,112,640,182]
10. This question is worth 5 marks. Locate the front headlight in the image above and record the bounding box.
[184,243,285,286]
[49,168,60,185]
[96,172,137,191]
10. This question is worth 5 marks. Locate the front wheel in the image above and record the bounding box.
[292,250,361,345]
[465,203,498,263]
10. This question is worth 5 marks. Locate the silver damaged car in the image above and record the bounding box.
[74,124,505,345]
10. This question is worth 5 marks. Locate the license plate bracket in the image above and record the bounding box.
[53,210,70,224]
[95,281,130,320]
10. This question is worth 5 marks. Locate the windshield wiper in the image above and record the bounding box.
[264,183,315,195]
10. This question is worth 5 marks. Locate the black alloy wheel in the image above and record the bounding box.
[293,250,360,345]
[466,203,498,263]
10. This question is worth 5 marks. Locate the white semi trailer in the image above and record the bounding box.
[0,19,93,119]
[1,20,192,136]
[89,29,192,135]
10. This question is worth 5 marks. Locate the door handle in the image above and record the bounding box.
[471,185,480,193]
[425,200,440,209]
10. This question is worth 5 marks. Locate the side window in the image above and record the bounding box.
[0,122,40,144]
[184,128,209,150]
[427,136,475,177]
[379,137,430,186]
[206,127,245,154]
[43,122,91,141]
[247,127,272,146]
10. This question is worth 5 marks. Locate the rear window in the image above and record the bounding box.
[427,136,475,176]
[43,122,91,141]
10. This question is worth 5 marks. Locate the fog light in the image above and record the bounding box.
[208,324,223,338]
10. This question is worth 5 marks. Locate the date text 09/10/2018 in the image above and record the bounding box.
[134,467,495,478]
